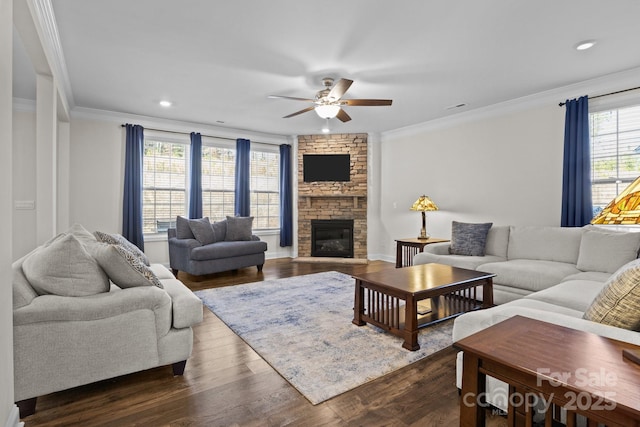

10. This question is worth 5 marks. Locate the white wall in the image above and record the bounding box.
[12,111,37,259]
[1,0,17,424]
[376,103,565,261]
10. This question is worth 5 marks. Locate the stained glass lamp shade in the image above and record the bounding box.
[410,195,439,239]
[592,176,640,224]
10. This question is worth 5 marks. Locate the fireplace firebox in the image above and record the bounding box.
[310,219,354,258]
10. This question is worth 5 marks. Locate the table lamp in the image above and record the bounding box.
[410,195,438,239]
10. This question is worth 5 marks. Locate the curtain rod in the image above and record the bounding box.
[120,124,281,145]
[558,86,640,107]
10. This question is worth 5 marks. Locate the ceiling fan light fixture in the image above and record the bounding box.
[315,104,341,119]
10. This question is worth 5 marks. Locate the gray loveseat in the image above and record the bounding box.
[13,224,203,417]
[168,216,267,276]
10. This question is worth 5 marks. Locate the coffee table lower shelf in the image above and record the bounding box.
[352,263,495,351]
[359,294,484,332]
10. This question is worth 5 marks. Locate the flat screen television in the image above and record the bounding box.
[303,154,351,182]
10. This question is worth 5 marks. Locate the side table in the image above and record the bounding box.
[455,316,640,427]
[395,237,449,268]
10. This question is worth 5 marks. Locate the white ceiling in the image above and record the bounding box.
[12,0,640,136]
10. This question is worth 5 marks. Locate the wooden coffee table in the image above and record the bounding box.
[352,263,495,351]
[455,316,640,427]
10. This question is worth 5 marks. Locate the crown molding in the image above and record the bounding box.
[13,97,36,112]
[27,0,74,113]
[381,66,640,141]
[71,106,290,146]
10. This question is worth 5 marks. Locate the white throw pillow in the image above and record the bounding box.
[22,234,110,296]
[577,228,640,273]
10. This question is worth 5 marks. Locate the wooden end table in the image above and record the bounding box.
[455,316,640,427]
[395,237,449,268]
[352,263,494,351]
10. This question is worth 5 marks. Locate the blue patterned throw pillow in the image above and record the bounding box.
[448,221,493,256]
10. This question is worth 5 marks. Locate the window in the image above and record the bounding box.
[142,135,281,235]
[590,104,640,216]
[250,148,280,229]
[201,145,236,220]
[142,139,187,234]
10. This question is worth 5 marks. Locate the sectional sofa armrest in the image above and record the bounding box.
[13,286,172,337]
[251,235,261,241]
[422,242,451,255]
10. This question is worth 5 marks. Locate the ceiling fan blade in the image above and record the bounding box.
[327,78,353,101]
[336,108,352,123]
[283,106,316,118]
[268,95,315,102]
[342,99,393,106]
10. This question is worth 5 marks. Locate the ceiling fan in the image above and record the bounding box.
[268,77,392,122]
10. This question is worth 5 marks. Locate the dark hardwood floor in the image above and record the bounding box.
[22,258,507,427]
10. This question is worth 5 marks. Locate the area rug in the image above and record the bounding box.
[195,271,453,404]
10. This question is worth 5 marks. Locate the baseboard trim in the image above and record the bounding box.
[292,257,369,265]
[4,405,23,427]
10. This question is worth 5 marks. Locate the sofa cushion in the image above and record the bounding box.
[22,234,110,297]
[453,299,640,345]
[414,251,506,271]
[66,223,98,245]
[176,216,196,240]
[576,228,640,273]
[524,280,607,313]
[583,258,640,330]
[507,226,583,264]
[477,259,580,292]
[561,271,612,283]
[88,243,163,289]
[485,226,510,258]
[94,231,150,266]
[188,217,216,245]
[225,216,254,241]
[449,221,493,256]
[212,219,227,241]
[190,240,268,261]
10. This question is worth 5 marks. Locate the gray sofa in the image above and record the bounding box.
[168,216,267,276]
[415,224,640,415]
[13,224,203,417]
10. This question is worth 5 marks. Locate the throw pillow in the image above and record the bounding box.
[577,227,640,274]
[212,219,227,242]
[176,215,196,239]
[583,258,640,330]
[225,216,254,241]
[66,223,98,246]
[449,221,493,256]
[94,231,151,266]
[188,217,216,245]
[22,234,110,296]
[88,243,163,289]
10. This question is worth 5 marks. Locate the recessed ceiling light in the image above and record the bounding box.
[445,103,467,110]
[575,40,596,51]
[159,100,172,107]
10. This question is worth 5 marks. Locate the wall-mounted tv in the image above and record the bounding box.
[303,154,351,182]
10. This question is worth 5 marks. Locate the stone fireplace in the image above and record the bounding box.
[297,134,367,260]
